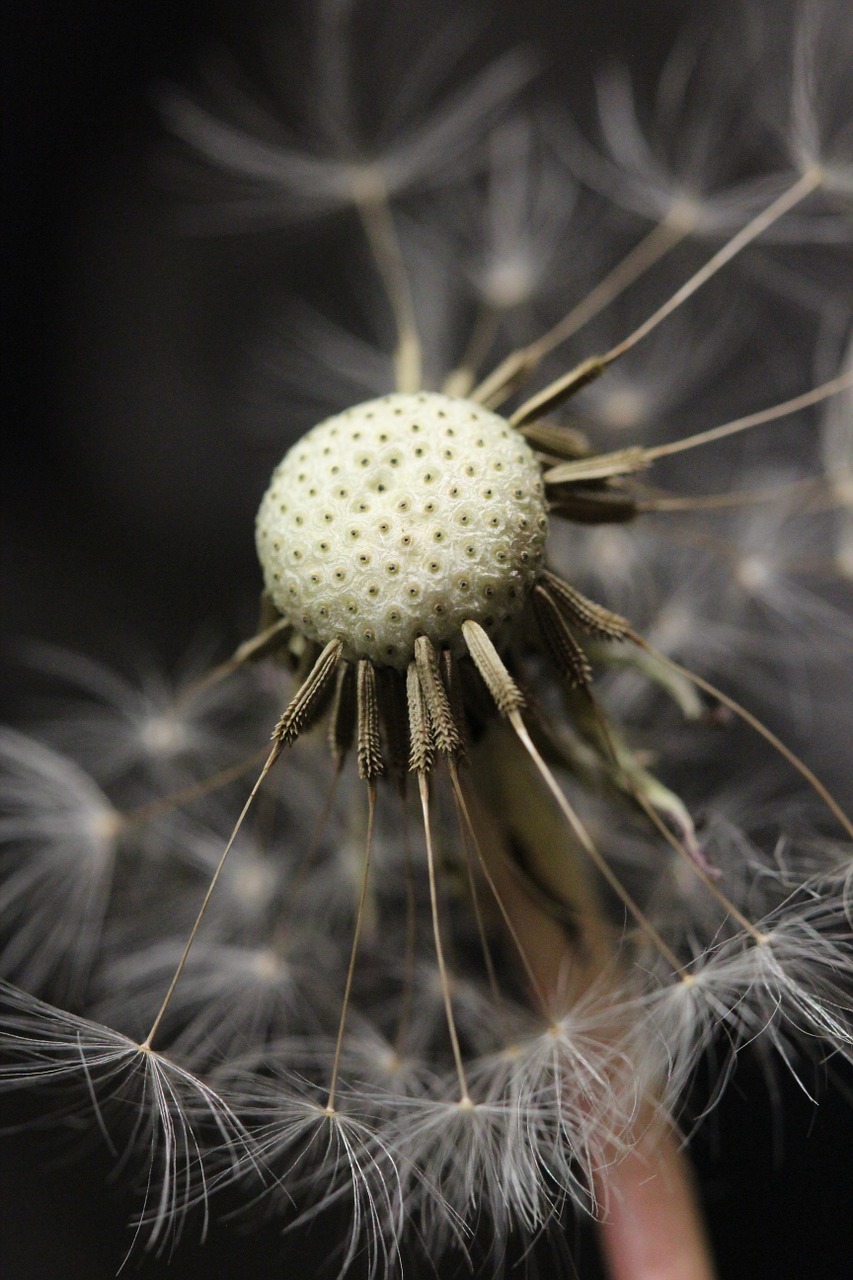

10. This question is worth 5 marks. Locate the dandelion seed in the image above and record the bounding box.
[787,0,853,198]
[0,730,122,998]
[20,643,271,790]
[556,12,851,242]
[222,1064,405,1280]
[0,981,251,1251]
[162,0,531,230]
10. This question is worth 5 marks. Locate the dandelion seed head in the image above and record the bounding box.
[256,391,547,667]
[5,0,853,1271]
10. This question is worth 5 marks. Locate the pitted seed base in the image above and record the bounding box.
[256,392,548,668]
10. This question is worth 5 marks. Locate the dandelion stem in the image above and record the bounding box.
[418,771,470,1102]
[468,725,618,991]
[326,780,377,1112]
[355,182,422,393]
[141,739,283,1050]
[596,1119,718,1280]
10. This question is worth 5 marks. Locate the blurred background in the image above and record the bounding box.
[5,1,853,1276]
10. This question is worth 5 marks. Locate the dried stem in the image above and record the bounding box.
[327,780,377,1112]
[418,771,470,1102]
[142,739,283,1049]
[355,179,422,393]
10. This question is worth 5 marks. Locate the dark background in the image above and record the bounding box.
[5,2,853,1277]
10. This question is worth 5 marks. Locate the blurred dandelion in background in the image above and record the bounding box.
[4,0,853,1277]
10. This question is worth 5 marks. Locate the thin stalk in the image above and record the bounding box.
[508,712,684,973]
[326,781,377,1112]
[644,370,853,461]
[142,739,283,1050]
[510,168,824,427]
[123,748,271,829]
[600,168,823,369]
[629,634,853,842]
[449,760,550,1014]
[355,179,422,393]
[472,214,693,408]
[418,771,470,1103]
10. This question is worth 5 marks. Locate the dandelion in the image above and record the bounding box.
[3,1,853,1278]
